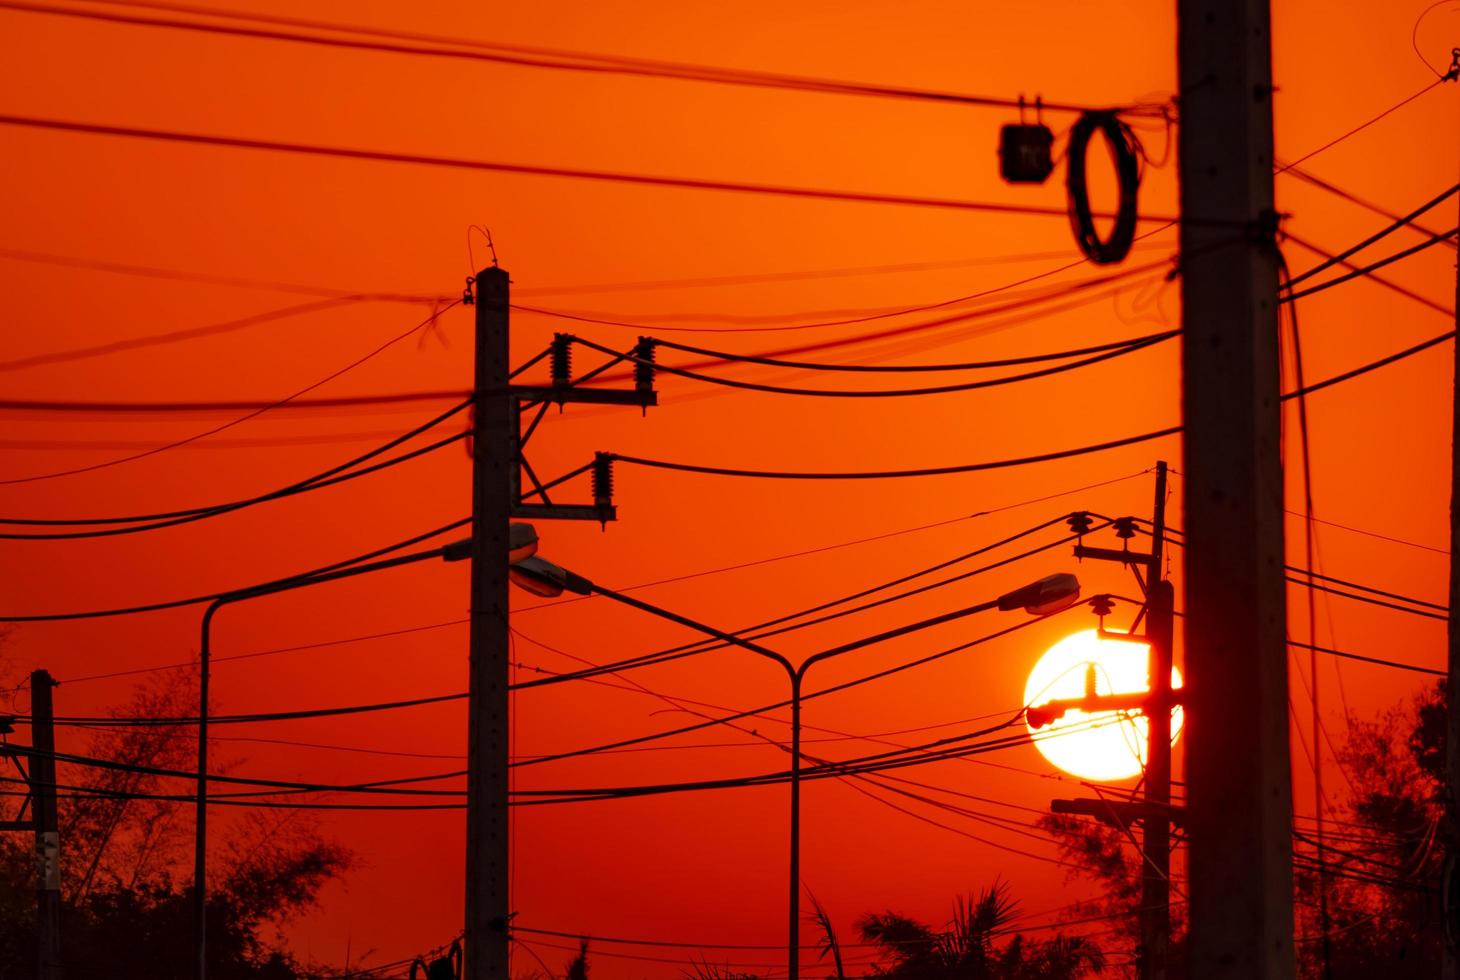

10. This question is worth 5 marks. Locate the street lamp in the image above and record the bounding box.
[508,546,1079,980]
[193,538,484,980]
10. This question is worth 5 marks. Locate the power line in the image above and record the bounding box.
[1279,165,1457,249]
[648,329,1179,373]
[0,296,388,373]
[1275,77,1450,173]
[1282,183,1460,290]
[518,256,1174,334]
[0,410,469,539]
[1284,230,1453,318]
[512,615,1052,770]
[0,112,1196,223]
[0,518,467,621]
[12,0,1162,116]
[0,244,447,301]
[52,471,1146,688]
[607,426,1181,481]
[571,331,1173,398]
[0,399,467,524]
[512,518,1091,691]
[1280,227,1458,306]
[0,300,459,484]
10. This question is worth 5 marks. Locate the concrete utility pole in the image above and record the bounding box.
[1143,468,1174,980]
[32,670,60,980]
[466,265,512,980]
[1039,464,1178,980]
[1177,1,1294,976]
[1443,48,1460,980]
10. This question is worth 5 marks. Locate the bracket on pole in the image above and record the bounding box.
[502,337,657,526]
[1051,797,1186,828]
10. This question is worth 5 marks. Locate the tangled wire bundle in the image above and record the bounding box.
[1065,111,1142,264]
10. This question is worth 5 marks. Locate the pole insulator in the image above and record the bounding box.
[634,337,657,392]
[592,453,615,527]
[550,334,573,390]
[1114,516,1138,540]
[1089,594,1116,619]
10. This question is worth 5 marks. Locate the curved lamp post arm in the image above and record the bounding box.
[195,541,458,980]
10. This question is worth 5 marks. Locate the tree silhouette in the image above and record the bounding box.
[855,879,1106,979]
[0,664,353,978]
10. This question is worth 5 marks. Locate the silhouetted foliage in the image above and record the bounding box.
[564,937,590,980]
[855,879,1105,979]
[0,666,352,978]
[1288,681,1444,978]
[1039,681,1449,979]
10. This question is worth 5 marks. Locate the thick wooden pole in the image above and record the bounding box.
[467,266,512,980]
[1177,1,1295,976]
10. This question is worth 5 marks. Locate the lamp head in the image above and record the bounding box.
[441,522,539,564]
[508,556,593,598]
[997,573,1081,617]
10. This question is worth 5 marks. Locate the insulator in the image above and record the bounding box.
[592,453,614,505]
[462,276,475,306]
[1088,594,1115,618]
[634,336,657,391]
[1067,511,1094,536]
[550,334,573,387]
[1113,517,1137,540]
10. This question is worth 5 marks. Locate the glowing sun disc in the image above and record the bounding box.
[1023,629,1183,781]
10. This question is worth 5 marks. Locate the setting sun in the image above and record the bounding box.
[1023,629,1183,781]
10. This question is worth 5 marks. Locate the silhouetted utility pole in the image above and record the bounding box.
[463,270,654,979]
[1143,465,1175,980]
[32,670,60,980]
[1177,1,1294,976]
[0,674,60,977]
[1038,463,1178,980]
[466,265,513,980]
[1443,47,1460,980]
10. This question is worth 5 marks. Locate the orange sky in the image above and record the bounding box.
[1,1,1458,975]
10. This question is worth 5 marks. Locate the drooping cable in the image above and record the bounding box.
[570,331,1173,398]
[0,300,460,485]
[0,518,467,622]
[607,426,1180,481]
[0,411,470,539]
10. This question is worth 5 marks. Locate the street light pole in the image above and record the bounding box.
[511,555,1079,980]
[193,544,460,980]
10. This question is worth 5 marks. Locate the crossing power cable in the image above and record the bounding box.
[0,399,468,524]
[1283,230,1453,318]
[572,331,1173,398]
[0,113,1204,224]
[0,296,399,373]
[8,0,1167,117]
[1281,182,1460,291]
[645,329,1177,373]
[0,518,468,622]
[51,470,1147,688]
[0,299,460,485]
[1276,76,1453,174]
[512,519,1096,691]
[1280,227,1459,305]
[606,425,1181,482]
[0,404,471,538]
[518,255,1174,335]
[1279,164,1456,249]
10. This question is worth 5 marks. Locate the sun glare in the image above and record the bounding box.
[1023,629,1183,781]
